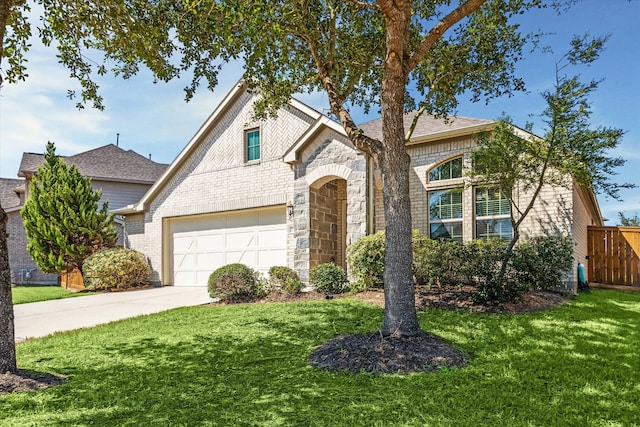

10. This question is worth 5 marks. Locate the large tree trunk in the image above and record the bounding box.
[379,1,420,337]
[0,204,17,373]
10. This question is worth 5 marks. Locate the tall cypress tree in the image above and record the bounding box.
[21,142,118,273]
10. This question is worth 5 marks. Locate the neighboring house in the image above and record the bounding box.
[116,82,602,289]
[1,144,168,285]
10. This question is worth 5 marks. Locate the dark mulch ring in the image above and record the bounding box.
[0,370,65,396]
[309,286,569,375]
[310,331,468,374]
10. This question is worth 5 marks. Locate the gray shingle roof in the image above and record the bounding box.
[18,144,168,183]
[0,178,24,209]
[358,113,494,141]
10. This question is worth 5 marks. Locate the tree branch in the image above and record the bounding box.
[342,0,379,10]
[405,0,487,72]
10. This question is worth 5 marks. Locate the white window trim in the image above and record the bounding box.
[473,186,513,240]
[427,156,464,185]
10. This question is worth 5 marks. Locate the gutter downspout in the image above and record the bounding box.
[367,155,375,235]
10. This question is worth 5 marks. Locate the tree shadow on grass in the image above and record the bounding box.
[2,292,639,426]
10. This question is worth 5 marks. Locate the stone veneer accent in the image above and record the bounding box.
[292,128,368,281]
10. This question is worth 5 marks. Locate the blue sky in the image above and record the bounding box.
[0,0,638,223]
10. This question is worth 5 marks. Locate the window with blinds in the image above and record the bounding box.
[474,187,513,240]
[428,189,463,242]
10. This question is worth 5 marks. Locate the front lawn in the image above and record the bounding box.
[2,289,638,426]
[11,285,93,305]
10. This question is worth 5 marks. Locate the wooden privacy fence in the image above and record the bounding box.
[587,226,640,286]
[59,269,86,291]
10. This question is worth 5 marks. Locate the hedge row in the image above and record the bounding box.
[347,231,573,303]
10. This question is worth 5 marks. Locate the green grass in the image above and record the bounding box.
[2,289,639,426]
[11,285,93,305]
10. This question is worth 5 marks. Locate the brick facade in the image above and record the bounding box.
[119,86,600,289]
[7,210,58,285]
[125,90,316,284]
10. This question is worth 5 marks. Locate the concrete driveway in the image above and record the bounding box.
[14,286,211,342]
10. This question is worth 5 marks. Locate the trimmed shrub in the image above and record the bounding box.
[513,236,573,290]
[346,230,385,292]
[268,266,303,294]
[466,239,526,304]
[83,247,151,291]
[309,263,348,294]
[412,231,467,287]
[208,263,265,302]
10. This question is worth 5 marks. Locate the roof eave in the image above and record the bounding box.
[131,80,247,212]
[406,122,497,146]
[111,204,144,215]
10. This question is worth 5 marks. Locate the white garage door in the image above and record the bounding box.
[169,207,287,286]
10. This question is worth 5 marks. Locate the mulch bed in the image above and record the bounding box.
[0,370,65,396]
[416,285,571,314]
[310,331,468,374]
[308,286,568,374]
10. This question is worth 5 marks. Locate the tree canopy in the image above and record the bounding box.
[21,142,117,274]
[618,212,640,227]
[3,0,566,337]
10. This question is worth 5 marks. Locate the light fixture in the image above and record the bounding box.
[287,201,294,219]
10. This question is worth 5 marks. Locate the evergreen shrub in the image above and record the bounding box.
[268,266,303,294]
[466,239,526,304]
[512,236,573,291]
[412,231,467,287]
[309,263,348,294]
[208,263,265,302]
[346,231,385,292]
[83,247,151,290]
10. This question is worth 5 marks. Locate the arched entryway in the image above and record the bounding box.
[309,178,347,270]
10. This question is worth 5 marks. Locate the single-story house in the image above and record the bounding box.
[1,144,168,284]
[116,81,603,288]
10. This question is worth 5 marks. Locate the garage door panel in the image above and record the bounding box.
[258,249,287,267]
[174,253,197,269]
[257,228,285,243]
[198,216,227,231]
[198,234,224,249]
[171,221,197,234]
[173,236,196,252]
[197,252,224,267]
[226,250,256,265]
[174,271,195,285]
[169,207,286,286]
[226,231,256,248]
[197,271,212,285]
[226,212,256,228]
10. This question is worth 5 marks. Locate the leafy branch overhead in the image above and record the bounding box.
[3,0,568,338]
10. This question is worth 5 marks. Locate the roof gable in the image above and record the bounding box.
[18,144,168,183]
[118,81,323,213]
